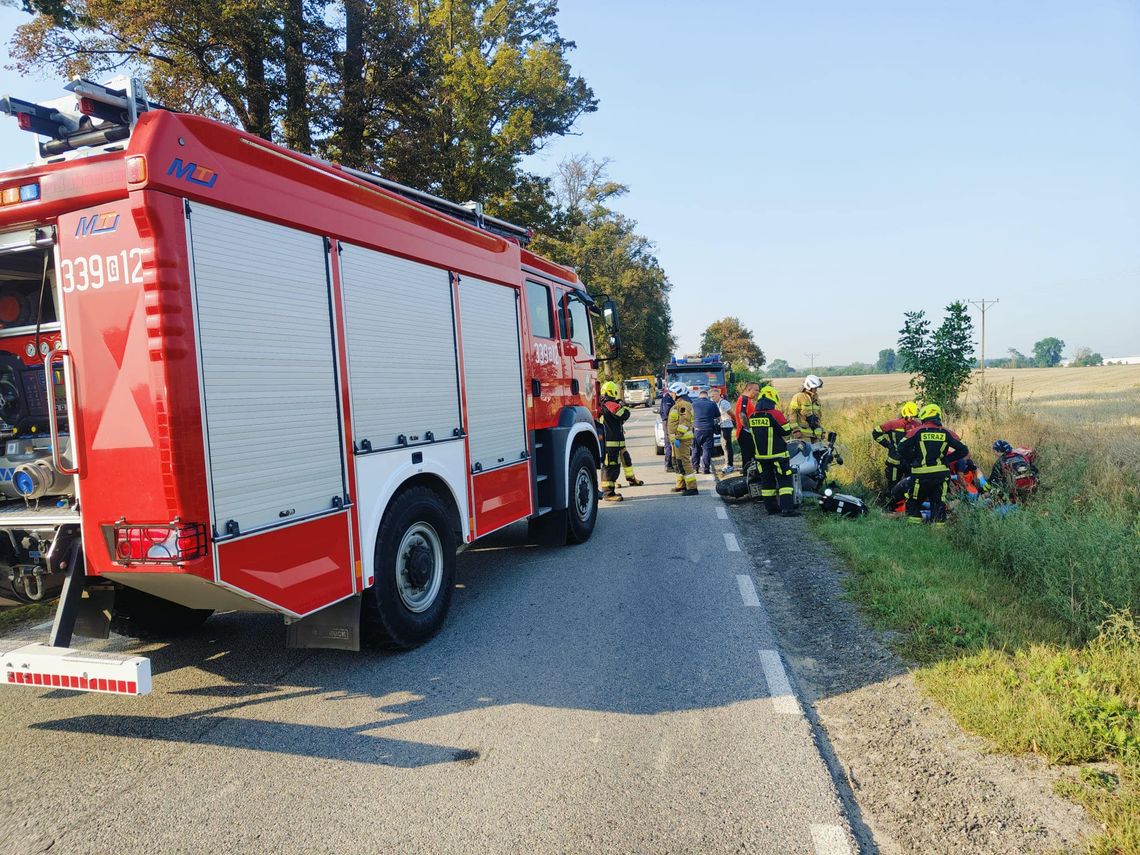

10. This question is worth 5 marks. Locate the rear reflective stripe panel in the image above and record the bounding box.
[4,670,140,694]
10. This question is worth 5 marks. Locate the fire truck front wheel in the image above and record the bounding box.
[566,445,599,544]
[363,486,457,650]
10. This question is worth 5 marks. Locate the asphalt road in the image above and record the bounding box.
[0,410,857,854]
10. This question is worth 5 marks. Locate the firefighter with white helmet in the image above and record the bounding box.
[788,374,824,442]
[597,380,644,502]
[666,382,698,495]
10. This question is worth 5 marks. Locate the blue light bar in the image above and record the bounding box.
[19,183,39,202]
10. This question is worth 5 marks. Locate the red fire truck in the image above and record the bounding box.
[0,78,616,695]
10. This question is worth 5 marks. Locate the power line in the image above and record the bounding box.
[804,352,819,371]
[969,299,999,377]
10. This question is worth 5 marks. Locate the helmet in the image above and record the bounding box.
[668,382,688,397]
[758,384,780,406]
[900,400,919,418]
[803,374,823,391]
[992,439,1013,454]
[919,403,942,421]
[600,381,619,398]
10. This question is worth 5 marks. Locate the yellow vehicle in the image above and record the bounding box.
[622,375,657,407]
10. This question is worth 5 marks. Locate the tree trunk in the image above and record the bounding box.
[241,36,273,140]
[283,0,312,152]
[339,0,366,166]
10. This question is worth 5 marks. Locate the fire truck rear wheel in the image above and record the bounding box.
[110,586,214,639]
[566,445,599,544]
[363,486,457,650]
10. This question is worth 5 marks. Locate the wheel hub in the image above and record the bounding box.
[405,541,433,588]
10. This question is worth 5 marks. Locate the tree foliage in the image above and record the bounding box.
[699,317,765,371]
[875,347,896,373]
[1069,346,1103,367]
[897,302,975,412]
[9,0,596,203]
[530,156,674,378]
[766,358,794,378]
[1032,336,1065,368]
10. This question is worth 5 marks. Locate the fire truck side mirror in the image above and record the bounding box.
[602,298,619,334]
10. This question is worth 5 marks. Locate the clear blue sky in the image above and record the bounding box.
[2,2,1138,365]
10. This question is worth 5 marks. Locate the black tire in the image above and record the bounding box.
[362,486,457,650]
[110,586,213,639]
[565,445,599,544]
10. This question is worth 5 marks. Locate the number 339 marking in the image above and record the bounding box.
[59,249,144,293]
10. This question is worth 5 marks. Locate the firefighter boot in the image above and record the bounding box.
[602,489,624,503]
[624,471,644,487]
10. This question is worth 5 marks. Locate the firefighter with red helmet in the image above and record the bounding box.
[896,403,969,524]
[872,400,920,495]
[746,385,797,516]
[597,380,644,502]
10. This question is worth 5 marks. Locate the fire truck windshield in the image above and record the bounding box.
[623,379,649,391]
[667,369,724,389]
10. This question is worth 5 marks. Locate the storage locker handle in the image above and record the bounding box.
[45,348,80,476]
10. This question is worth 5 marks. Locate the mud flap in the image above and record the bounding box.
[285,594,361,651]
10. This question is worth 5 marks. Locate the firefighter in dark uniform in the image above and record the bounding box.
[597,381,644,502]
[896,403,969,524]
[871,400,920,497]
[746,385,797,516]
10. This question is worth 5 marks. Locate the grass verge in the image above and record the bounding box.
[0,600,55,635]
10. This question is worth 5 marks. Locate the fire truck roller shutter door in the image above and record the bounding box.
[458,277,528,473]
[338,245,462,449]
[187,204,346,536]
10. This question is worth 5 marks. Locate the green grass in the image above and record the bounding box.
[0,600,55,634]
[812,510,1140,853]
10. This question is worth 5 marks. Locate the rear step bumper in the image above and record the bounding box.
[2,643,151,695]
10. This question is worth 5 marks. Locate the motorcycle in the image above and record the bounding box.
[717,431,844,507]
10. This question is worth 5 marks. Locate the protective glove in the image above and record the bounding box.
[673,439,681,448]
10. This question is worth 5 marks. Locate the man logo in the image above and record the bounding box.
[167,158,219,189]
[74,212,120,238]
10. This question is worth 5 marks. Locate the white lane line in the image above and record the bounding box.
[723,532,740,552]
[759,649,801,715]
[810,823,853,855]
[736,574,760,607]
[715,506,728,519]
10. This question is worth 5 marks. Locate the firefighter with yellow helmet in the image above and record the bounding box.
[666,382,698,495]
[597,380,644,502]
[871,400,920,495]
[746,385,797,516]
[896,403,969,524]
[788,375,824,442]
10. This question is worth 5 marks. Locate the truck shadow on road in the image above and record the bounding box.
[26,518,821,770]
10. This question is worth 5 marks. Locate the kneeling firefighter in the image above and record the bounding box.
[871,400,920,496]
[747,385,797,516]
[667,382,698,495]
[598,380,644,502]
[896,403,969,524]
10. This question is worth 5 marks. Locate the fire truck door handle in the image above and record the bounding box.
[45,349,80,476]
[531,378,541,398]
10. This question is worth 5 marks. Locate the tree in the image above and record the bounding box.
[699,317,765,370]
[766,358,794,378]
[1069,346,1103,367]
[875,348,896,373]
[1032,337,1065,368]
[897,302,975,411]
[530,156,674,378]
[10,0,597,209]
[1007,348,1031,369]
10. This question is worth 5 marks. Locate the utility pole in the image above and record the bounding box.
[804,352,819,371]
[969,298,998,378]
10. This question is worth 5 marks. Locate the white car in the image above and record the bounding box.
[654,413,723,458]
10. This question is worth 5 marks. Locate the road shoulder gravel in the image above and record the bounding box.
[726,500,1097,855]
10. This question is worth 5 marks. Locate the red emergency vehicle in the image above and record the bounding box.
[0,78,615,695]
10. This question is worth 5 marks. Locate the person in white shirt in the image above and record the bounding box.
[710,387,736,473]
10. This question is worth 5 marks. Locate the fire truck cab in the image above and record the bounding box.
[0,79,615,695]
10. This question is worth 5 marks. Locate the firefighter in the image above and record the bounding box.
[896,403,969,524]
[733,380,761,465]
[659,385,676,471]
[788,375,824,442]
[871,400,920,496]
[666,382,698,495]
[597,380,644,502]
[746,385,797,516]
